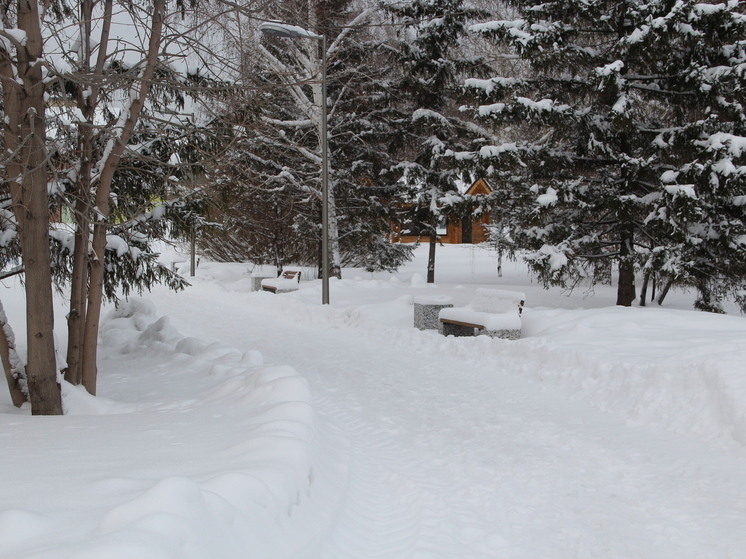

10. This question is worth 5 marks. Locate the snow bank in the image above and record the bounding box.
[0,297,321,559]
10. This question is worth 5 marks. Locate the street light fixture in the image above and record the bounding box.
[259,21,330,305]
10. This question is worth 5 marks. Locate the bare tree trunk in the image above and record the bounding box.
[657,278,674,306]
[66,0,111,385]
[65,197,90,385]
[616,225,636,306]
[639,271,650,307]
[80,0,166,395]
[0,0,62,414]
[427,233,437,283]
[0,301,26,407]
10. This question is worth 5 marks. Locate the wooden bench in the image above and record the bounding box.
[439,288,525,340]
[261,270,302,293]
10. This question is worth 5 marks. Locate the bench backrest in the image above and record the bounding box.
[470,288,525,314]
[282,270,301,282]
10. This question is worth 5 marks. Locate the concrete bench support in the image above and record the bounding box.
[414,298,454,333]
[251,275,273,292]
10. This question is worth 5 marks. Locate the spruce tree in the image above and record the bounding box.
[464,0,746,309]
[383,0,489,283]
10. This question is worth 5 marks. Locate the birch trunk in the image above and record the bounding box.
[326,184,342,279]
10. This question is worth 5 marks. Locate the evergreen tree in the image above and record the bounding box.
[383,0,490,283]
[464,0,746,309]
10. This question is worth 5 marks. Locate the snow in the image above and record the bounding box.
[477,102,506,116]
[596,60,624,77]
[698,132,746,158]
[533,243,568,271]
[439,288,525,331]
[479,142,519,157]
[464,77,517,95]
[470,19,526,34]
[664,184,698,198]
[3,29,27,46]
[2,244,746,558]
[439,305,521,330]
[106,235,130,257]
[412,108,451,127]
[537,186,558,206]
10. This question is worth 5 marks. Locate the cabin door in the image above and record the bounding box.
[461,218,473,244]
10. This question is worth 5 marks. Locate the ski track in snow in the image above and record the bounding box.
[151,280,746,559]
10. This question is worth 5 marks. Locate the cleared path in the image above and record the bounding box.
[152,282,746,559]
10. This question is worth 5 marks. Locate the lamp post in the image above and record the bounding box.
[259,21,330,305]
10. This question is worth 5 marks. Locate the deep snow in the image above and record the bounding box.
[1,244,745,558]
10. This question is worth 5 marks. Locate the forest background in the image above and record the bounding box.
[1,0,745,414]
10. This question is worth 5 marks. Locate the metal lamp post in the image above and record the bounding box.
[259,21,330,305]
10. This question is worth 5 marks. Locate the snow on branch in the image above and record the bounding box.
[464,77,519,95]
[327,8,375,58]
[697,132,746,158]
[261,116,313,128]
[470,19,526,34]
[412,108,451,127]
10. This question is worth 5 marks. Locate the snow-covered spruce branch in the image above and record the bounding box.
[260,116,314,128]
[295,144,323,165]
[326,7,376,58]
[0,266,23,280]
[256,44,316,117]
[628,83,696,96]
[109,189,204,236]
[263,168,317,196]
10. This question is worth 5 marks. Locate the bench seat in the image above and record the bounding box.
[261,271,302,293]
[439,288,525,339]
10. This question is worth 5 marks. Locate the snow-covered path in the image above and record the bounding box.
[151,278,746,559]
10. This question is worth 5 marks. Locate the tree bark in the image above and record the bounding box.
[65,196,90,386]
[427,233,437,283]
[639,271,650,307]
[0,0,62,414]
[657,278,674,306]
[65,0,111,385]
[0,301,26,408]
[616,224,636,306]
[80,0,166,395]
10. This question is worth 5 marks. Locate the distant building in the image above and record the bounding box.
[391,178,493,244]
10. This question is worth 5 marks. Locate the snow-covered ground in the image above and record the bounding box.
[1,244,745,558]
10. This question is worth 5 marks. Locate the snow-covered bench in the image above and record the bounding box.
[261,271,302,293]
[439,288,525,340]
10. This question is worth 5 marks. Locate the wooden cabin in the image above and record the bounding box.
[391,178,493,244]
